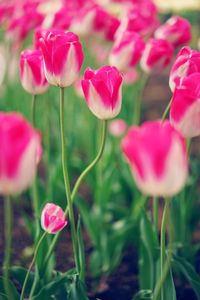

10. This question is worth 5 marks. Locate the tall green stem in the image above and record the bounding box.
[32,94,37,127]
[44,119,107,267]
[3,196,13,300]
[153,199,171,300]
[59,87,80,273]
[153,196,158,233]
[20,232,47,300]
[161,99,172,122]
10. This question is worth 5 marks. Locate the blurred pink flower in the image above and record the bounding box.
[109,119,127,137]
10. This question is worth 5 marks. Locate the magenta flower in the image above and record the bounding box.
[20,49,48,95]
[170,73,200,138]
[0,112,42,195]
[154,16,192,48]
[141,38,174,73]
[109,31,145,71]
[41,203,67,234]
[81,66,123,120]
[122,121,188,197]
[39,30,84,87]
[169,47,200,91]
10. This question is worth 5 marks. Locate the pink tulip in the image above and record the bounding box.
[41,203,67,234]
[141,38,174,73]
[122,121,188,197]
[39,30,84,87]
[154,16,192,48]
[81,66,123,120]
[20,49,48,95]
[109,31,145,71]
[170,73,200,138]
[109,119,127,137]
[169,47,200,92]
[0,112,42,196]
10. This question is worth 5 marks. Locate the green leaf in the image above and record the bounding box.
[172,255,200,298]
[77,215,86,282]
[0,276,20,300]
[68,275,89,300]
[132,289,152,300]
[9,266,34,294]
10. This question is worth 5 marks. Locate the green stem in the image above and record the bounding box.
[20,232,47,300]
[59,87,80,273]
[43,119,107,267]
[153,196,158,233]
[161,99,172,122]
[153,199,173,300]
[153,199,171,300]
[32,94,37,127]
[3,196,13,300]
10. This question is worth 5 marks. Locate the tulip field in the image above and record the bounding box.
[0,0,200,299]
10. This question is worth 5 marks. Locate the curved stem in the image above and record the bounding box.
[161,99,172,122]
[3,196,13,300]
[20,232,47,300]
[44,119,107,267]
[153,196,158,233]
[153,199,171,300]
[32,94,37,127]
[59,87,80,273]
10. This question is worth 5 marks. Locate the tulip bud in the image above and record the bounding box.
[109,31,145,71]
[122,121,188,197]
[0,112,42,196]
[170,73,200,138]
[141,38,174,73]
[41,203,67,234]
[20,49,48,95]
[109,119,127,137]
[169,47,200,92]
[154,16,192,48]
[39,30,84,87]
[81,66,123,120]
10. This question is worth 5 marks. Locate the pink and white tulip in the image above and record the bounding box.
[122,121,188,197]
[141,38,174,73]
[81,66,123,120]
[109,31,145,71]
[20,49,48,95]
[154,16,192,48]
[41,203,67,234]
[39,30,84,87]
[170,73,200,138]
[169,47,200,92]
[109,119,127,137]
[0,112,42,196]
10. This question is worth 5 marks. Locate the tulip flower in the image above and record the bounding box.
[170,73,200,138]
[154,16,192,48]
[20,49,48,95]
[0,112,42,196]
[109,119,127,137]
[109,31,145,71]
[81,66,123,120]
[122,121,188,197]
[141,38,174,73]
[169,47,200,91]
[41,203,67,234]
[39,30,84,87]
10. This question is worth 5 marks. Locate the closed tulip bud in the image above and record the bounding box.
[0,113,42,196]
[154,16,192,48]
[20,49,48,95]
[141,38,174,73]
[39,30,84,87]
[109,119,127,137]
[41,203,67,234]
[81,66,123,120]
[170,73,200,138]
[109,31,145,71]
[122,121,188,197]
[169,47,200,92]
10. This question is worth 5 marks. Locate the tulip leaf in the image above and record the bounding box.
[68,275,89,300]
[9,266,34,294]
[0,276,20,300]
[132,289,153,299]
